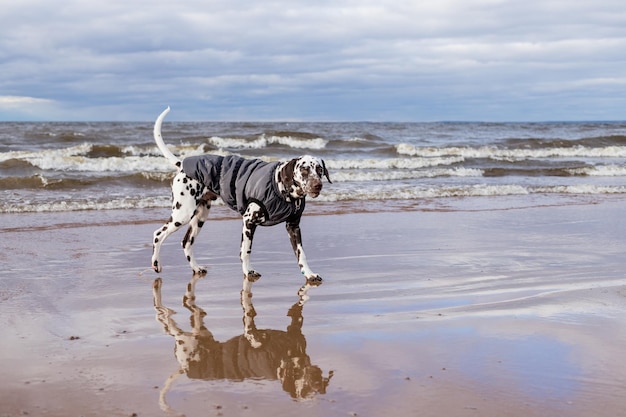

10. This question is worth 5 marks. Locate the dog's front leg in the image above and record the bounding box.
[286,219,322,284]
[240,203,266,281]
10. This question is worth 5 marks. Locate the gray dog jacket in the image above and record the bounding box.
[182,155,305,226]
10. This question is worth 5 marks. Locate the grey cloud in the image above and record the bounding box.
[1,0,625,120]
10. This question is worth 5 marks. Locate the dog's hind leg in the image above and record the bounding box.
[152,215,185,273]
[182,199,211,275]
[152,173,198,273]
[152,213,191,273]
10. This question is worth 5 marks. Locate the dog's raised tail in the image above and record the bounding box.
[153,107,181,167]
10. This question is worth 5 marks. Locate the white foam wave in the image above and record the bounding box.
[567,165,626,177]
[533,184,626,194]
[316,184,531,201]
[121,145,161,156]
[0,196,170,213]
[208,134,328,150]
[8,144,466,174]
[316,183,626,202]
[26,154,171,172]
[4,183,626,213]
[0,143,92,163]
[330,167,483,182]
[7,142,229,173]
[140,172,175,182]
[326,156,464,170]
[396,143,626,160]
[174,144,230,159]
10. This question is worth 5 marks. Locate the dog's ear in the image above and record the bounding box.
[280,158,298,187]
[322,160,332,184]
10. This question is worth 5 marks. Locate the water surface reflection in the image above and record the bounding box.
[152,276,332,412]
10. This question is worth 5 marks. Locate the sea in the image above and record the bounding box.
[2,119,626,217]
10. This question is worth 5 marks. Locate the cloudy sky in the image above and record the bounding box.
[1,0,625,121]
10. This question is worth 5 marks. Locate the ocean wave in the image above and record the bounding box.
[315,184,626,202]
[396,143,626,160]
[4,142,467,174]
[4,142,218,173]
[7,147,626,182]
[566,165,626,177]
[0,196,169,214]
[326,156,464,170]
[503,135,626,149]
[0,172,174,190]
[25,154,170,172]
[5,167,488,191]
[315,184,531,201]
[208,134,328,150]
[0,175,86,190]
[6,184,626,214]
[0,143,92,163]
[330,167,483,182]
[532,184,626,194]
[121,144,157,156]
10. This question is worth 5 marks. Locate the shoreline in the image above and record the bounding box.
[1,192,620,231]
[2,196,626,416]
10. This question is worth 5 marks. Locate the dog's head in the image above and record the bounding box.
[278,358,334,399]
[279,156,331,199]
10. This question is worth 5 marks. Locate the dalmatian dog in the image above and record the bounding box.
[151,107,331,282]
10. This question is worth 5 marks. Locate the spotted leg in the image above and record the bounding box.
[286,218,323,284]
[240,202,266,281]
[181,199,211,275]
[152,201,194,274]
[152,217,178,273]
[152,172,208,274]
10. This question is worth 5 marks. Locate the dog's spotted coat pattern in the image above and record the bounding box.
[151,108,330,281]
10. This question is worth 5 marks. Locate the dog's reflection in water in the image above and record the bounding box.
[153,275,332,410]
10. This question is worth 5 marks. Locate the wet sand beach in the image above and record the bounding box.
[2,198,626,417]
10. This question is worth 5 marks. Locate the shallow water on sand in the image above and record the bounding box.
[1,202,626,416]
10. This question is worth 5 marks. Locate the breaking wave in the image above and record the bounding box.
[396,143,626,160]
[208,134,328,150]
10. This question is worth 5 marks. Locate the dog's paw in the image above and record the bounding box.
[245,270,262,282]
[152,261,162,273]
[305,274,323,286]
[192,267,207,276]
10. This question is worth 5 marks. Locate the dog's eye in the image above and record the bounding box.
[300,168,310,178]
